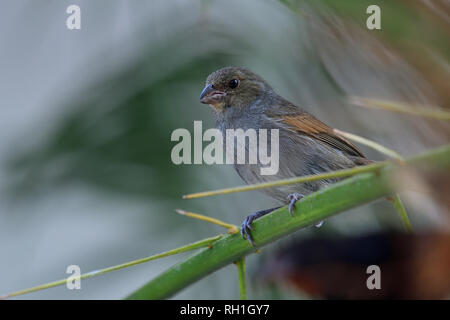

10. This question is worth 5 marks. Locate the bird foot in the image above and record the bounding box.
[287,192,304,216]
[240,215,255,247]
[240,207,280,247]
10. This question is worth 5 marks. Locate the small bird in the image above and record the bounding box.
[200,67,371,246]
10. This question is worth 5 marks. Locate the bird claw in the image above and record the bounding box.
[240,215,255,247]
[315,220,324,228]
[287,193,304,216]
[239,207,280,247]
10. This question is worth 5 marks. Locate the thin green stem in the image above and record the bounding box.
[183,161,386,199]
[235,258,247,300]
[332,129,411,230]
[334,129,404,161]
[389,194,413,233]
[1,235,222,300]
[176,209,238,234]
[350,96,450,121]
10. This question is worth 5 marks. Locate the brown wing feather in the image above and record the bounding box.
[280,114,366,158]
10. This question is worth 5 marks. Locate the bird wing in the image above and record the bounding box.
[267,110,366,158]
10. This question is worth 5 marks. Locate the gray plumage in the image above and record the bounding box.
[200,66,371,244]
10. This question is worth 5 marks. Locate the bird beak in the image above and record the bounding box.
[200,84,226,105]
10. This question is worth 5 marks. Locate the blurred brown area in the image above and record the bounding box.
[257,232,450,299]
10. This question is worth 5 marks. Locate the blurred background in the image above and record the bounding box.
[0,0,449,299]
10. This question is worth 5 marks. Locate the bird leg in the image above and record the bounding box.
[287,192,304,216]
[287,193,324,227]
[240,206,281,247]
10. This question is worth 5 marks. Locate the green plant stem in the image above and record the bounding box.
[390,194,413,232]
[183,161,386,199]
[350,96,450,120]
[333,129,404,161]
[126,145,450,300]
[1,235,222,299]
[235,258,247,300]
[331,129,411,229]
[176,209,238,234]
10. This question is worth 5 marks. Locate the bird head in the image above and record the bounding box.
[200,67,271,111]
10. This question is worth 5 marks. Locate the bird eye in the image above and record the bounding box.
[228,79,239,89]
